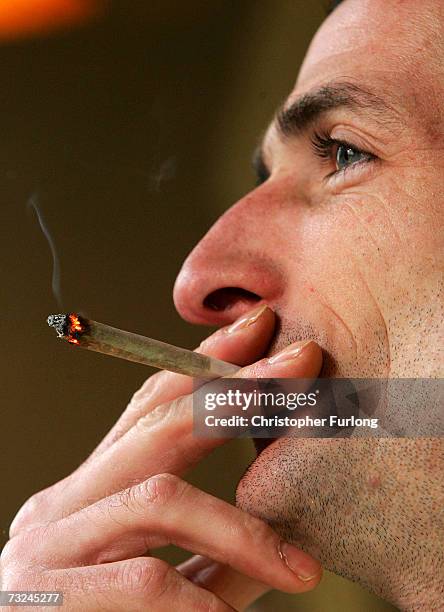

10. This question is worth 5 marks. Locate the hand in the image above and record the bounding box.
[2,305,323,611]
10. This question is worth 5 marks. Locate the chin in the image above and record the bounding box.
[235,437,298,535]
[235,436,328,552]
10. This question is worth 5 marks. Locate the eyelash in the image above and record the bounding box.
[310,129,375,176]
[254,131,376,186]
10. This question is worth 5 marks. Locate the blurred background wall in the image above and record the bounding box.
[1,1,396,610]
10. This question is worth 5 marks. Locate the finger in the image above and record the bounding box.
[85,339,322,480]
[178,556,270,611]
[88,304,274,458]
[45,557,235,611]
[10,339,322,533]
[29,474,322,594]
[10,304,274,536]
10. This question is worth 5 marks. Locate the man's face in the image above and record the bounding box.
[174,0,443,606]
[174,0,443,380]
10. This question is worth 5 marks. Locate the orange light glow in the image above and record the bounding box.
[67,313,84,344]
[0,0,104,41]
[69,313,83,332]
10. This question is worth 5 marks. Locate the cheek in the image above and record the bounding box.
[278,204,389,376]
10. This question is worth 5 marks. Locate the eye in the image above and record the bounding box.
[336,144,368,170]
[311,130,376,177]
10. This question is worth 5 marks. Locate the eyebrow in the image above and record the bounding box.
[276,81,399,137]
[252,81,400,181]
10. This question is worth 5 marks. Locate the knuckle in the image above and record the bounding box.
[244,514,276,551]
[9,492,45,535]
[116,557,170,598]
[1,536,26,568]
[138,473,186,507]
[135,401,174,431]
[2,570,45,593]
[135,394,189,432]
[0,538,38,590]
[9,478,70,537]
[130,371,169,406]
[114,485,137,511]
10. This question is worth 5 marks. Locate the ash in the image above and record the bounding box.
[47,314,69,337]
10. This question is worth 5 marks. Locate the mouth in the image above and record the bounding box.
[250,315,333,457]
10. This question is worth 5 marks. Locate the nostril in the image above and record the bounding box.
[203,287,261,312]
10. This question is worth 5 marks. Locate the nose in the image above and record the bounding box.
[173,189,286,327]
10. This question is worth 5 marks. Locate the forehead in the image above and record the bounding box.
[289,0,443,124]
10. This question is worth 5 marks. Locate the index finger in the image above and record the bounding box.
[10,305,274,534]
[89,304,275,459]
[10,339,322,533]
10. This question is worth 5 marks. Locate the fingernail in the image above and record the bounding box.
[279,541,321,582]
[226,304,269,334]
[268,340,314,364]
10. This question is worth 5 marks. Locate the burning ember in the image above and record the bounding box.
[47,313,87,344]
[67,313,84,344]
